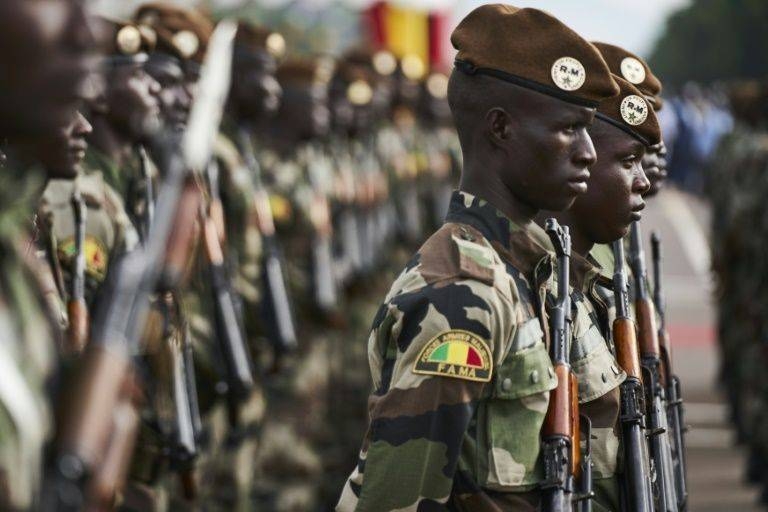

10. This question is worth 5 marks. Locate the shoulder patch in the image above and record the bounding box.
[413,329,492,382]
[58,235,109,281]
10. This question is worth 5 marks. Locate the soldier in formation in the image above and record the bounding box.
[707,81,768,505]
[0,1,698,511]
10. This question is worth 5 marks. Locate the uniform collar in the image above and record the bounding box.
[445,190,549,248]
[445,189,556,279]
[571,250,611,294]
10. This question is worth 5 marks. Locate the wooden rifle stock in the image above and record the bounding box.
[66,299,90,354]
[628,222,679,511]
[611,238,654,512]
[161,177,203,289]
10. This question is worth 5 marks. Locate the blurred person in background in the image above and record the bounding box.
[0,0,97,509]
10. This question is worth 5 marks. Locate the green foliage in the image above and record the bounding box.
[649,0,768,88]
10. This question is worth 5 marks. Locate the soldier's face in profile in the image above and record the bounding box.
[568,122,650,243]
[642,140,667,197]
[499,92,597,212]
[38,110,92,179]
[106,63,162,140]
[145,55,193,131]
[233,52,282,120]
[0,0,97,139]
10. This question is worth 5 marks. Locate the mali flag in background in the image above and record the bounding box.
[364,1,451,70]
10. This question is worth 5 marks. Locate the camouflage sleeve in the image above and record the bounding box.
[102,182,139,254]
[339,277,508,511]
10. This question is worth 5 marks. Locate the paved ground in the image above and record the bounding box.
[644,187,763,512]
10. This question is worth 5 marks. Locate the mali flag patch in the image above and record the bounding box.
[413,330,492,382]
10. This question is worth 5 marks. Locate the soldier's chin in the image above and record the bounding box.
[134,115,162,140]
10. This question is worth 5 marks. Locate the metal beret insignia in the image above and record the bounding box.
[401,54,426,81]
[426,73,449,99]
[347,80,373,106]
[373,50,397,76]
[413,330,492,382]
[266,32,286,59]
[620,94,648,125]
[551,56,586,92]
[116,26,142,55]
[172,30,199,59]
[620,57,646,85]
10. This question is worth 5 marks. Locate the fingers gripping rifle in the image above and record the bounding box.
[541,219,588,511]
[612,239,654,512]
[651,233,688,511]
[66,187,89,353]
[629,222,679,512]
[236,127,297,364]
[43,21,238,511]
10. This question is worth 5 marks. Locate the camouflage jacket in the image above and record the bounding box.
[214,129,263,306]
[37,172,139,306]
[83,145,158,243]
[337,191,625,511]
[0,160,60,510]
[568,251,626,511]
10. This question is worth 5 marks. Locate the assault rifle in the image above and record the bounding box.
[541,219,587,511]
[612,239,654,512]
[651,232,688,511]
[629,222,679,512]
[42,21,237,510]
[200,185,256,401]
[66,188,89,353]
[236,127,297,364]
[307,144,338,313]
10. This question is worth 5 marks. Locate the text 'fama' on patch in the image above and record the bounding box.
[413,329,492,382]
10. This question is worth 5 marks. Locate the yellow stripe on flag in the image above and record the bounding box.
[384,3,429,65]
[446,343,468,365]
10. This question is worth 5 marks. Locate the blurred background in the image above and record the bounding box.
[85,1,768,510]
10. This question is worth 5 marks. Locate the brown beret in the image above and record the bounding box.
[330,59,376,106]
[97,17,157,63]
[343,46,398,77]
[596,74,661,146]
[235,22,286,60]
[451,5,619,107]
[592,42,662,109]
[134,3,213,64]
[277,57,335,87]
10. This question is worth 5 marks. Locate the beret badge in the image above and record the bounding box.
[620,94,648,125]
[551,56,586,91]
[620,57,646,85]
[116,26,142,55]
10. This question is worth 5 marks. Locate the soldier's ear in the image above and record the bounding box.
[486,107,512,147]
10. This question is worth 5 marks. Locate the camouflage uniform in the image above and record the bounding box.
[706,121,768,492]
[337,191,625,511]
[0,161,60,510]
[36,171,140,306]
[84,145,158,243]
